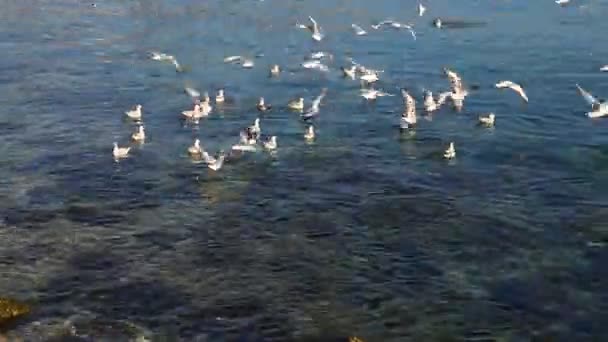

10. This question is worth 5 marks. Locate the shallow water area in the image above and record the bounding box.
[0,0,607,340]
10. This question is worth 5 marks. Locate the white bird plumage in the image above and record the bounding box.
[576,84,608,118]
[400,89,417,129]
[418,3,426,17]
[352,24,367,36]
[131,125,145,141]
[304,126,315,141]
[125,104,142,120]
[495,80,529,102]
[302,88,327,119]
[444,142,456,159]
[263,136,278,150]
[113,142,131,159]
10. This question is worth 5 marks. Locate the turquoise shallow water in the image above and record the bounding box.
[0,0,607,340]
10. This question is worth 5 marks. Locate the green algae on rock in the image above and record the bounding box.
[0,297,30,325]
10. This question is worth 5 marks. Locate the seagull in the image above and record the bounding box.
[131,125,145,141]
[112,142,130,159]
[302,88,327,119]
[207,153,225,171]
[288,97,305,111]
[184,86,201,103]
[400,89,417,129]
[298,16,324,41]
[352,24,367,36]
[150,51,182,72]
[360,88,394,100]
[270,64,281,77]
[495,80,529,102]
[443,68,469,110]
[372,19,416,40]
[360,71,379,83]
[304,126,315,141]
[182,104,207,120]
[188,139,203,157]
[444,142,456,159]
[433,18,442,29]
[424,90,439,112]
[263,136,278,150]
[418,3,426,17]
[308,51,332,60]
[224,55,254,68]
[302,59,329,72]
[576,84,608,118]
[215,89,225,104]
[248,118,261,138]
[125,104,142,120]
[257,97,272,112]
[478,113,496,126]
[341,65,357,79]
[600,65,608,72]
[555,0,570,6]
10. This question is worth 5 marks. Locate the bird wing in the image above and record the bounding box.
[312,88,327,110]
[576,84,600,107]
[223,55,242,63]
[309,16,319,32]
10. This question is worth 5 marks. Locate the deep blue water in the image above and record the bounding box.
[1,0,607,340]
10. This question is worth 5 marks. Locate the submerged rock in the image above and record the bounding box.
[0,297,30,326]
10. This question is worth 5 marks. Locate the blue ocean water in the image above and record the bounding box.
[0,0,607,340]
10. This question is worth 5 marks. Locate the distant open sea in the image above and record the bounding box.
[0,0,607,340]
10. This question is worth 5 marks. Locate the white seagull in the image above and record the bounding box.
[131,125,145,142]
[223,55,254,68]
[418,3,426,17]
[207,153,225,171]
[360,88,394,100]
[444,142,456,159]
[150,51,182,72]
[576,84,608,118]
[302,88,327,119]
[263,136,278,150]
[478,113,496,126]
[495,80,529,103]
[424,90,439,112]
[555,0,570,6]
[112,142,130,159]
[400,89,417,129]
[304,126,315,141]
[297,16,324,41]
[600,65,608,72]
[188,139,203,157]
[301,59,329,72]
[352,24,367,36]
[125,104,142,120]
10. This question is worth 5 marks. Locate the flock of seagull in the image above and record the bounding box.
[111,1,608,167]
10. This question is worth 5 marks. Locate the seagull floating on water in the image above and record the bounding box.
[288,97,305,111]
[125,104,142,121]
[297,16,324,41]
[215,89,225,104]
[270,64,281,77]
[424,90,439,112]
[360,70,380,84]
[257,97,272,112]
[341,65,357,79]
[400,89,417,129]
[555,0,570,6]
[131,125,145,141]
[304,126,315,141]
[263,136,278,150]
[113,142,130,159]
[302,88,327,120]
[188,139,202,157]
[302,59,329,72]
[442,67,469,110]
[206,153,225,171]
[444,142,456,159]
[576,84,608,118]
[495,80,528,102]
[478,113,496,126]
[351,24,367,36]
[600,65,608,72]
